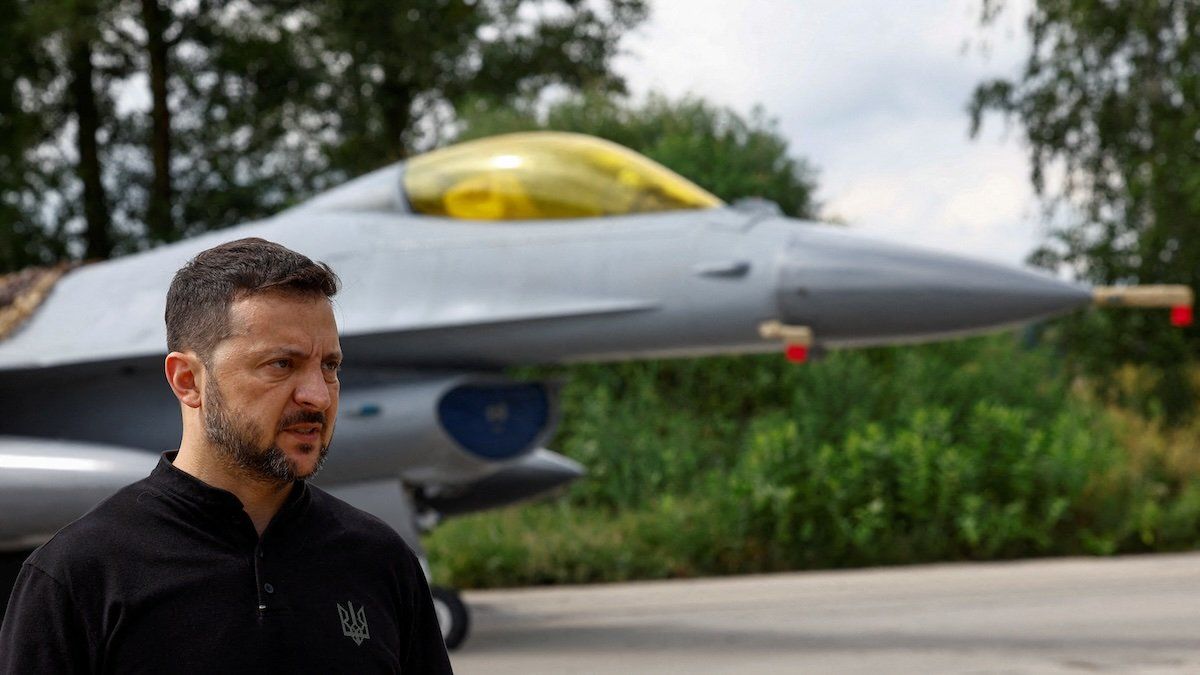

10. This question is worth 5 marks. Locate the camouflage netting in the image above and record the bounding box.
[0,263,77,341]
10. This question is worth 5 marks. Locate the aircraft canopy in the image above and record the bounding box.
[404,132,723,220]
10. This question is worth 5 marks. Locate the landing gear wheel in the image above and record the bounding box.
[431,585,470,650]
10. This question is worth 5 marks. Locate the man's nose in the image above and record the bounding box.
[294,366,333,410]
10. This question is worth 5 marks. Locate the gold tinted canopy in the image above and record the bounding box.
[403,132,723,220]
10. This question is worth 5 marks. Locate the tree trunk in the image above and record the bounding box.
[141,0,173,242]
[68,36,112,261]
[380,73,412,163]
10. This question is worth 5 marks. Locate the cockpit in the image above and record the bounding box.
[403,132,723,220]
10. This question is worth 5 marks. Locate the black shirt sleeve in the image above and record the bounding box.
[402,559,454,674]
[0,563,94,674]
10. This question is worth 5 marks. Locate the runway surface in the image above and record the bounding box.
[450,552,1200,674]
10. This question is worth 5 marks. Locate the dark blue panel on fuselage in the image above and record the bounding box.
[437,383,549,460]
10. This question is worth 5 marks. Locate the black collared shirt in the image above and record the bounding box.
[0,453,453,674]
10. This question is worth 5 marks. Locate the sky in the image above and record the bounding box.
[613,0,1040,266]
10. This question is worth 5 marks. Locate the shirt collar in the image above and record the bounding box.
[148,451,310,523]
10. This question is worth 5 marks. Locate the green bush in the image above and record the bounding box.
[722,400,1114,569]
[429,334,1200,589]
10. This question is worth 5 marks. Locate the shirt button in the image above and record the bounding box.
[264,583,275,594]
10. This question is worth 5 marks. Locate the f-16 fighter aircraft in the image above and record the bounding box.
[0,132,1191,648]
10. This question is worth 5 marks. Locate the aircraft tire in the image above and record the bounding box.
[432,585,470,650]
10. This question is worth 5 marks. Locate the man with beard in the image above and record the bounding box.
[0,238,452,673]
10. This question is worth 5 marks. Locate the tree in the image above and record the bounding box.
[298,0,647,174]
[0,0,53,271]
[0,0,648,271]
[970,0,1200,415]
[0,0,134,267]
[139,0,172,243]
[457,91,820,218]
[66,1,116,261]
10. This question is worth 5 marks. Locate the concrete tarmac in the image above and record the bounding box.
[450,552,1200,674]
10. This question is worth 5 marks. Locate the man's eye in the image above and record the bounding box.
[271,359,292,369]
[323,361,342,372]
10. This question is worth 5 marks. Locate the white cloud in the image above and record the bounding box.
[615,0,1041,265]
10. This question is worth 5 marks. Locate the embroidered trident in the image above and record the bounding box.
[337,601,370,646]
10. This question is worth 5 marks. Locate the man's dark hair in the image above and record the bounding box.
[165,238,340,360]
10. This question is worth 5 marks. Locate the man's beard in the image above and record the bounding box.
[203,377,331,485]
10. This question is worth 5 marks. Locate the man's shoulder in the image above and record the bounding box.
[25,477,156,581]
[305,485,416,553]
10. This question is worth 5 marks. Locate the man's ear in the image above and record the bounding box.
[165,351,204,409]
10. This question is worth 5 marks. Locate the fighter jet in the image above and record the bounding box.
[0,131,1189,647]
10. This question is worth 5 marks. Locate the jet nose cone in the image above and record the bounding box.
[778,228,1092,346]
